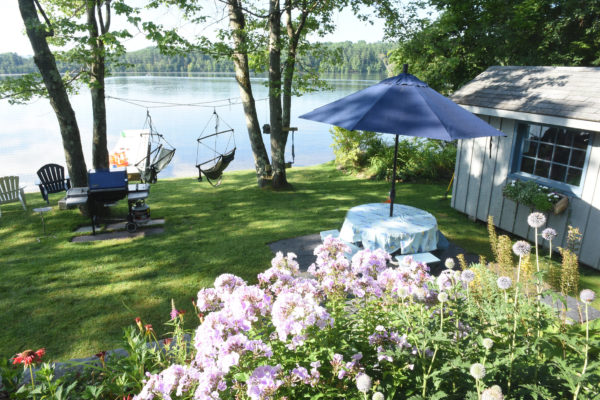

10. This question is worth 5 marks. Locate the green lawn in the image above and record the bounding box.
[1,162,598,361]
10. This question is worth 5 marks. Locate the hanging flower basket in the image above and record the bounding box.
[502,179,567,214]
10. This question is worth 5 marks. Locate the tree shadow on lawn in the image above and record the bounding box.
[0,166,486,361]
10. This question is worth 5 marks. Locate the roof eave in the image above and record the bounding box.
[457,104,600,133]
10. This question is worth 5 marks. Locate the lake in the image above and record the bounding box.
[0,73,384,191]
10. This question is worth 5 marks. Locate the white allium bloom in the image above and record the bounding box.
[397,286,409,299]
[437,292,449,303]
[497,276,512,290]
[445,258,455,269]
[580,289,596,304]
[470,363,486,380]
[542,227,557,241]
[372,392,385,400]
[356,373,372,393]
[527,212,546,229]
[461,269,476,283]
[512,241,531,257]
[481,385,504,400]
[482,338,494,350]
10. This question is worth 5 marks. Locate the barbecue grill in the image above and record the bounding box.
[60,168,151,235]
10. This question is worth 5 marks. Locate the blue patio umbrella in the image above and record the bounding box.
[299,65,505,216]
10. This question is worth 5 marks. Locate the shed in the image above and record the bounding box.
[450,66,600,270]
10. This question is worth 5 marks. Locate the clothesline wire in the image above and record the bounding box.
[106,95,269,109]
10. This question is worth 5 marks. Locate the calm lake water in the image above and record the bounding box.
[0,73,384,191]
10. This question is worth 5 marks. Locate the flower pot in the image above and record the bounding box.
[553,196,569,215]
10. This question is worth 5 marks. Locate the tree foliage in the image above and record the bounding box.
[0,41,394,75]
[389,0,600,94]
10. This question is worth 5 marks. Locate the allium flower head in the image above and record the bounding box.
[437,292,449,303]
[497,276,512,290]
[482,338,494,350]
[527,212,546,229]
[356,373,372,393]
[482,385,504,400]
[580,289,595,304]
[444,258,455,269]
[512,241,531,257]
[372,392,385,400]
[461,269,475,283]
[541,227,557,241]
[470,363,486,380]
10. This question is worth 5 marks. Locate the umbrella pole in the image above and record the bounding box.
[390,134,399,217]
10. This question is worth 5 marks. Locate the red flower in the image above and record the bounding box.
[95,351,106,362]
[163,338,173,346]
[144,324,153,333]
[12,348,45,366]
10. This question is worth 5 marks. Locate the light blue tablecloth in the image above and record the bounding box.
[339,203,438,254]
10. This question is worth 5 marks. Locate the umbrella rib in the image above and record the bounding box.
[414,88,452,141]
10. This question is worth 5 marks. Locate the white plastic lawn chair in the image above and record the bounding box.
[0,176,27,216]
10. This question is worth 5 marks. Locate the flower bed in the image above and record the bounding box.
[2,231,598,399]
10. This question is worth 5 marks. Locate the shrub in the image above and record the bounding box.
[331,127,456,182]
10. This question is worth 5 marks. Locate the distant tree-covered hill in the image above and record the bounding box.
[0,41,395,75]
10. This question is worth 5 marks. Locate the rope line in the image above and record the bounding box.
[106,95,269,109]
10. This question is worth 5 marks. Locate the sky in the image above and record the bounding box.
[0,2,387,56]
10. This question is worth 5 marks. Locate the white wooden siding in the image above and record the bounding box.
[452,116,600,270]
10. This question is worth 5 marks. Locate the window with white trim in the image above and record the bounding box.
[512,122,591,190]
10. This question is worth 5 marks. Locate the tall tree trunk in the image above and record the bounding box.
[18,0,88,187]
[228,0,270,187]
[269,0,290,189]
[87,0,109,170]
[282,2,308,142]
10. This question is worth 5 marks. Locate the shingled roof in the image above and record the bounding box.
[451,66,600,123]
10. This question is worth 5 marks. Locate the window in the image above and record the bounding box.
[512,122,591,192]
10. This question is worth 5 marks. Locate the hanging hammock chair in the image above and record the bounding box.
[196,110,236,186]
[134,110,176,184]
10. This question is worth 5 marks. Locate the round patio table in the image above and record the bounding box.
[339,203,438,255]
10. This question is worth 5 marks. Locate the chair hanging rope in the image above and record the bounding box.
[134,110,176,184]
[195,110,236,187]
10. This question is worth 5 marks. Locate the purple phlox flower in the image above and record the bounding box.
[290,366,310,386]
[196,288,223,313]
[258,252,300,294]
[271,291,332,343]
[225,285,272,326]
[245,339,273,358]
[351,248,391,278]
[214,273,247,300]
[314,236,351,263]
[542,227,557,241]
[377,345,393,362]
[330,353,344,374]
[247,365,283,400]
[134,365,198,400]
